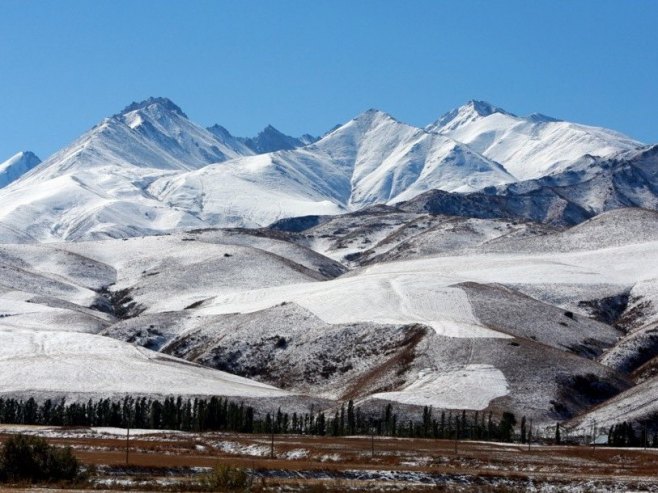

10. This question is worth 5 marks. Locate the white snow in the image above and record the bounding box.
[0,151,41,188]
[368,364,509,410]
[196,239,658,342]
[0,329,289,399]
[0,99,644,241]
[0,102,516,241]
[200,275,506,339]
[428,100,642,180]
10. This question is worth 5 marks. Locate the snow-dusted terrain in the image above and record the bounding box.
[0,96,647,241]
[0,329,289,400]
[428,100,641,180]
[0,96,656,431]
[0,151,41,188]
[0,206,653,423]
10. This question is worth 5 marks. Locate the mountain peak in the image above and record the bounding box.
[430,100,514,131]
[119,97,187,118]
[465,100,512,118]
[527,112,562,123]
[259,124,286,137]
[207,124,235,140]
[0,150,42,188]
[240,125,306,154]
[353,108,398,125]
[15,150,40,161]
[362,108,392,117]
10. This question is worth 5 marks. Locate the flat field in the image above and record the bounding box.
[0,428,657,491]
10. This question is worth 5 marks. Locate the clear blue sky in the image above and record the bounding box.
[1,0,656,160]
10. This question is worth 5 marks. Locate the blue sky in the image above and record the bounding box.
[1,0,656,160]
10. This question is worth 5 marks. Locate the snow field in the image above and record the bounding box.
[368,364,509,410]
[0,329,289,399]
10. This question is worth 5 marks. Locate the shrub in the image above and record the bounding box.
[0,434,80,483]
[203,464,252,491]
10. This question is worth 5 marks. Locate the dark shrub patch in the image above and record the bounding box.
[0,434,80,483]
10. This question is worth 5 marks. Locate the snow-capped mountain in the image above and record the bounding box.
[150,109,515,228]
[0,97,251,242]
[310,109,514,205]
[428,100,642,180]
[32,97,253,178]
[0,98,522,241]
[239,124,318,153]
[0,96,652,242]
[0,95,657,430]
[206,124,254,155]
[207,122,316,154]
[400,144,658,227]
[0,151,41,188]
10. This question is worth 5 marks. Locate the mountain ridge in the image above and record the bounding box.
[0,96,651,242]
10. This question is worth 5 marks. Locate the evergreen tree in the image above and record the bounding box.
[555,423,561,445]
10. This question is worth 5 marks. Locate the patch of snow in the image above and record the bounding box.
[367,364,509,410]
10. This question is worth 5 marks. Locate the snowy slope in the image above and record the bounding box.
[32,97,252,178]
[107,300,626,420]
[0,208,653,422]
[0,97,651,241]
[61,233,339,314]
[0,151,41,188]
[429,100,642,180]
[149,109,515,228]
[149,151,348,228]
[0,329,289,401]
[0,231,344,404]
[398,144,658,227]
[312,109,515,205]
[568,374,658,431]
[0,102,514,240]
[0,98,259,241]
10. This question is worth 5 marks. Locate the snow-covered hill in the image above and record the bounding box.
[429,100,642,180]
[0,151,41,188]
[0,100,518,241]
[0,98,261,242]
[36,97,253,177]
[0,206,656,424]
[150,109,516,228]
[0,97,652,241]
[398,144,658,227]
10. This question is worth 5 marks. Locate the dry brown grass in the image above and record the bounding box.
[0,432,657,491]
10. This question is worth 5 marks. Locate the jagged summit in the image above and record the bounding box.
[0,151,42,188]
[466,100,514,118]
[240,124,312,153]
[354,108,398,123]
[527,112,561,123]
[15,150,40,161]
[428,100,642,180]
[431,100,513,129]
[119,97,188,118]
[207,123,235,140]
[0,96,649,241]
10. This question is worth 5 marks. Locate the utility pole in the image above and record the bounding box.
[125,420,130,466]
[528,419,533,452]
[270,428,274,459]
[591,420,597,450]
[371,428,375,458]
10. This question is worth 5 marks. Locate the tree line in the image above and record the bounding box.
[607,421,658,448]
[0,396,534,443]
